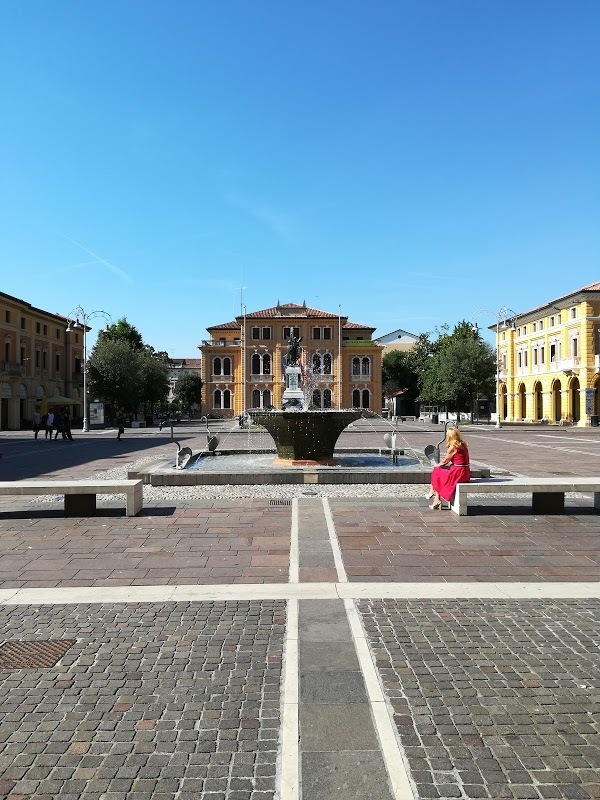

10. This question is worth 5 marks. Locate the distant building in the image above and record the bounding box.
[375,328,419,354]
[496,281,600,425]
[0,292,81,430]
[167,358,202,406]
[199,301,382,416]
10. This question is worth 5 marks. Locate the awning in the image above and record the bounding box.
[45,395,76,406]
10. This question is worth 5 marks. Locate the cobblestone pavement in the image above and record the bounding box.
[360,599,600,799]
[0,601,284,800]
[1,425,600,798]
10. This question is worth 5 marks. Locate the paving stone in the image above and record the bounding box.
[300,704,379,751]
[0,602,284,799]
[301,751,394,800]
[360,599,600,800]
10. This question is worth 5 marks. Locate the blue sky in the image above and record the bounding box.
[2,1,599,354]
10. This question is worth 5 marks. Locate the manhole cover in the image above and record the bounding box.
[0,640,76,669]
[270,499,292,506]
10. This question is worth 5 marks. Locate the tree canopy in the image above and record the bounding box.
[87,338,145,413]
[175,372,203,414]
[382,323,496,418]
[419,321,496,414]
[87,317,170,416]
[103,318,144,351]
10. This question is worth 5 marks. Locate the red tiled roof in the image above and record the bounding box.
[244,302,343,319]
[343,321,376,331]
[207,302,374,331]
[206,320,240,330]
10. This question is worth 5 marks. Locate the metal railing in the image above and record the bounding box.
[202,339,242,347]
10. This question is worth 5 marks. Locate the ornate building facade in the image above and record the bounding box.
[497,282,600,425]
[0,292,84,429]
[199,301,382,416]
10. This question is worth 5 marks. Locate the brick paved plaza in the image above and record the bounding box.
[0,420,599,799]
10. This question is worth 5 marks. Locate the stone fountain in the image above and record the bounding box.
[249,333,362,464]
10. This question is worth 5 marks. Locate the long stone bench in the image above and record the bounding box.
[0,480,143,517]
[450,477,600,516]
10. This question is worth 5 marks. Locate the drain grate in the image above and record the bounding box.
[269,499,292,506]
[0,640,76,669]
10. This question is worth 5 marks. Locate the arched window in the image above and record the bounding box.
[362,389,370,409]
[213,358,222,376]
[223,357,231,376]
[312,389,321,408]
[251,352,270,375]
[312,353,321,373]
[263,389,271,408]
[223,389,231,409]
[213,389,222,409]
[352,357,361,375]
[361,357,370,376]
[352,389,361,408]
[323,353,332,374]
[252,389,261,408]
[323,389,332,408]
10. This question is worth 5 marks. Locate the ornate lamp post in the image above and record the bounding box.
[66,307,112,432]
[473,306,517,429]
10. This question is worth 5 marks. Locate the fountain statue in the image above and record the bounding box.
[281,333,305,411]
[249,334,362,464]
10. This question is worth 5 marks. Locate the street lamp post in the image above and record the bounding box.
[66,307,112,432]
[473,306,517,429]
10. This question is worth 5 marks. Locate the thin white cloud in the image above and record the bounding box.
[224,192,293,239]
[61,236,133,284]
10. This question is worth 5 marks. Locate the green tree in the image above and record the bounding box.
[382,333,433,411]
[419,321,496,417]
[141,352,170,414]
[175,372,203,414]
[103,318,144,351]
[89,317,172,419]
[87,338,145,415]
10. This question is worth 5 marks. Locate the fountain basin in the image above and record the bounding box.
[248,410,363,464]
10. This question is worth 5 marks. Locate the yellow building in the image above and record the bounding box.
[497,282,600,425]
[0,292,84,430]
[199,301,382,416]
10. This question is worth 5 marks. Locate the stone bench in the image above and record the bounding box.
[0,480,143,517]
[450,477,600,516]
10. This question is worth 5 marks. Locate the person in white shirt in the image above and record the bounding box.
[45,411,54,440]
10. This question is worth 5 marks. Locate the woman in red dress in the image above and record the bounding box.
[427,427,470,509]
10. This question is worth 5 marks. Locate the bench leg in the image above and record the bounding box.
[594,492,600,511]
[126,485,143,517]
[450,488,467,515]
[532,492,564,514]
[65,494,96,517]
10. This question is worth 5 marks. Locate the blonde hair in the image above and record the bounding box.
[446,427,467,450]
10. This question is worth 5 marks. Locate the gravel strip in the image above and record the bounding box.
[26,456,591,503]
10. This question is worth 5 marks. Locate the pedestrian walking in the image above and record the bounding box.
[53,410,64,440]
[62,410,73,441]
[45,411,54,440]
[116,410,125,440]
[32,409,41,439]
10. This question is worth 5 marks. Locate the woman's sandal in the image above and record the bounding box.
[428,502,441,510]
[425,489,434,499]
